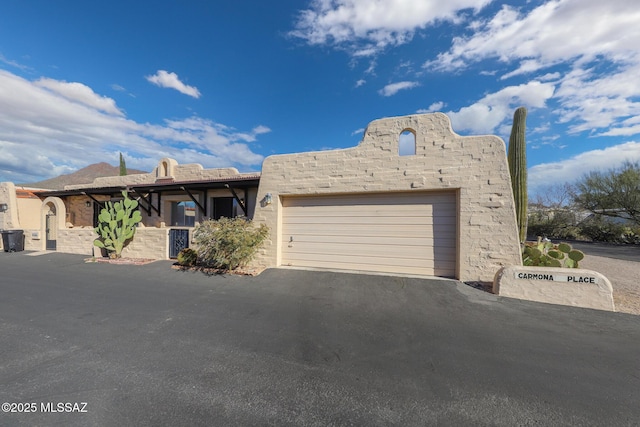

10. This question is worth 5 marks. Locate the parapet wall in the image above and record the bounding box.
[253,113,522,282]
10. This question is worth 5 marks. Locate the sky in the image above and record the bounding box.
[1,0,639,195]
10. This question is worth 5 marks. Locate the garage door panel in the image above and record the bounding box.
[285,246,458,263]
[282,193,455,207]
[283,203,456,216]
[285,251,452,269]
[285,241,456,260]
[285,234,456,247]
[281,192,457,277]
[283,255,456,277]
[283,215,456,226]
[285,203,456,217]
[283,223,452,239]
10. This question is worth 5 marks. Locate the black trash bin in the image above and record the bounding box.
[1,229,24,252]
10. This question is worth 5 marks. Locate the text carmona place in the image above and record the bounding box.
[516,272,598,284]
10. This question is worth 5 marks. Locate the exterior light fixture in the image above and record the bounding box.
[85,201,91,207]
[0,203,7,212]
[264,193,273,205]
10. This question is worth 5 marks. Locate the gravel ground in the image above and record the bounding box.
[580,255,640,315]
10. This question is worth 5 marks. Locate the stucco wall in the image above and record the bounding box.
[53,226,175,259]
[57,228,96,255]
[16,198,42,229]
[252,113,522,282]
[0,182,19,232]
[121,227,170,259]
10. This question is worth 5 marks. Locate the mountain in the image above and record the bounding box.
[21,162,147,190]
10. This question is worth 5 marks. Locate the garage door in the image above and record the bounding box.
[281,192,457,277]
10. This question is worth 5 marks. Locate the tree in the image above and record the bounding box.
[528,184,582,240]
[573,161,640,226]
[119,152,127,176]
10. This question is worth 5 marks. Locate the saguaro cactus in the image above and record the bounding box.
[119,152,127,176]
[94,191,142,258]
[508,106,528,243]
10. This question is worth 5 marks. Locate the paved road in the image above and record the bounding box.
[1,252,639,426]
[567,240,640,262]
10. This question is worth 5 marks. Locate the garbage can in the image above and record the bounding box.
[1,229,24,252]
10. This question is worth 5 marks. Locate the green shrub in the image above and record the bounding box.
[527,210,582,241]
[578,216,639,244]
[193,217,269,270]
[177,248,198,266]
[522,238,584,268]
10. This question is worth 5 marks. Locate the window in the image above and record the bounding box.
[399,129,416,156]
[211,197,235,220]
[93,202,101,227]
[171,201,196,226]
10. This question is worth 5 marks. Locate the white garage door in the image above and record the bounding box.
[281,192,457,277]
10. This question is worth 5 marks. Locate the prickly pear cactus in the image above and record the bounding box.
[93,191,142,258]
[508,107,528,243]
[522,238,584,268]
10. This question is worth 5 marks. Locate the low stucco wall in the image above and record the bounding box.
[52,226,177,259]
[122,227,172,259]
[494,266,615,311]
[252,113,522,282]
[57,228,96,255]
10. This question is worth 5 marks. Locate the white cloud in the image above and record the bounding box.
[35,78,124,116]
[446,81,555,134]
[378,81,419,97]
[417,101,445,113]
[424,0,640,137]
[145,70,201,98]
[0,70,265,183]
[355,79,366,87]
[529,141,640,192]
[351,127,365,136]
[290,0,494,55]
[0,53,31,71]
[554,62,640,134]
[426,0,640,73]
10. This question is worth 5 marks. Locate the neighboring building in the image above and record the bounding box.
[0,158,259,259]
[0,113,522,282]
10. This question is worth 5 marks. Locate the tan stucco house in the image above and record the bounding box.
[0,113,522,282]
[0,159,260,259]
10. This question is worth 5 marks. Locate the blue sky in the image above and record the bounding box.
[1,0,639,195]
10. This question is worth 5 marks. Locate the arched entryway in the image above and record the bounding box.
[40,197,66,251]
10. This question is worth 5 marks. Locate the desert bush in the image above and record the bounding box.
[193,217,269,270]
[577,216,638,244]
[527,211,582,241]
[177,248,198,266]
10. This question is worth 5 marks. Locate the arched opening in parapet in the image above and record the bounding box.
[399,129,416,156]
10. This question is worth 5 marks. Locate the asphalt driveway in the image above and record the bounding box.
[1,252,639,426]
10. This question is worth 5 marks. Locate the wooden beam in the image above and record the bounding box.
[180,186,206,216]
[224,184,247,216]
[129,190,153,216]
